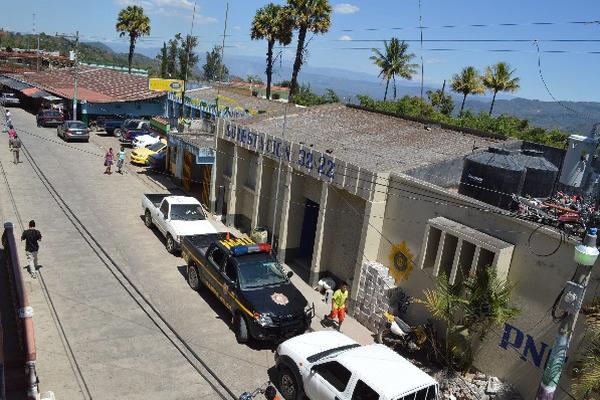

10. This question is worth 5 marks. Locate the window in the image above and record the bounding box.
[419,217,514,285]
[224,260,238,283]
[159,200,169,218]
[398,385,437,400]
[352,380,379,400]
[210,248,226,270]
[312,361,352,393]
[170,204,206,221]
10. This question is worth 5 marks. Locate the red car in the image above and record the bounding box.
[36,109,65,127]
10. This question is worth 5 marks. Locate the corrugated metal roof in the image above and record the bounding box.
[0,76,32,91]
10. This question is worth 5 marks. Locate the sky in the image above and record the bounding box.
[1,0,600,102]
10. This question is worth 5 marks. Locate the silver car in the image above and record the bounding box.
[57,120,90,142]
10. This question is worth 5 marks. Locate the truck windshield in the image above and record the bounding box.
[238,261,288,290]
[171,204,206,221]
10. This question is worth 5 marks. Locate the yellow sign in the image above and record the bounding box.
[388,242,414,284]
[149,78,185,93]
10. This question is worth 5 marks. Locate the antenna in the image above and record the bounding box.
[181,0,197,117]
[418,0,424,99]
[215,2,229,112]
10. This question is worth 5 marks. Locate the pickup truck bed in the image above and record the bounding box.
[145,193,170,208]
[181,233,229,262]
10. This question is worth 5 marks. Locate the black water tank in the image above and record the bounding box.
[459,147,526,209]
[514,149,559,198]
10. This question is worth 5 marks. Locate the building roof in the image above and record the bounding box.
[238,103,508,174]
[7,66,164,103]
[186,85,288,118]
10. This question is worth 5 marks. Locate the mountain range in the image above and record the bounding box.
[95,42,600,135]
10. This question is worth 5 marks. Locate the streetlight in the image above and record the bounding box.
[536,227,599,400]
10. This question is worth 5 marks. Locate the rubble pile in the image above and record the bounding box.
[434,371,523,400]
[352,261,399,332]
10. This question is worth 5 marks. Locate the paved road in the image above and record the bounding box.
[0,108,277,399]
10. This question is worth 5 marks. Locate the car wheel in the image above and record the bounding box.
[144,210,153,228]
[235,314,249,344]
[279,366,299,400]
[187,264,201,291]
[166,234,176,254]
[114,129,122,138]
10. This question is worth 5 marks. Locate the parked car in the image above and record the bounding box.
[0,93,20,107]
[147,151,166,172]
[182,234,313,343]
[116,119,150,141]
[92,117,126,135]
[133,134,161,149]
[36,109,65,127]
[142,194,217,253]
[57,120,90,142]
[130,139,167,165]
[275,330,439,400]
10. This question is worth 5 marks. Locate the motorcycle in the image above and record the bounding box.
[239,382,278,400]
[375,311,431,353]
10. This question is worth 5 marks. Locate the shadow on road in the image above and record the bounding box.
[176,264,276,352]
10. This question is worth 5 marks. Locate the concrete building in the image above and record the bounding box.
[207,103,600,398]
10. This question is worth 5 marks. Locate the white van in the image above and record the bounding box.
[275,331,438,400]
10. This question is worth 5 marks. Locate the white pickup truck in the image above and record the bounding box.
[275,331,438,400]
[142,194,218,253]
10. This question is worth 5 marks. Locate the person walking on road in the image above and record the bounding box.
[9,133,22,164]
[7,125,16,140]
[325,282,349,331]
[116,146,125,174]
[21,220,42,279]
[104,147,114,174]
[5,109,11,126]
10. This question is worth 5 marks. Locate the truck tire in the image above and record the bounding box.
[187,264,201,291]
[144,210,153,228]
[235,313,249,344]
[114,128,122,138]
[166,234,177,254]
[279,366,299,400]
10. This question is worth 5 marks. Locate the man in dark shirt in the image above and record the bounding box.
[21,220,42,278]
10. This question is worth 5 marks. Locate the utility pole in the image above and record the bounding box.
[214,2,229,114]
[33,13,41,72]
[418,0,424,99]
[180,1,197,119]
[72,31,79,120]
[536,227,599,400]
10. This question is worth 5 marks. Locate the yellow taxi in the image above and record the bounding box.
[130,139,167,165]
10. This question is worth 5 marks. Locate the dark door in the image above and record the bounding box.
[299,199,319,264]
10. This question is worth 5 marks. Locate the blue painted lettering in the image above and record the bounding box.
[498,323,552,370]
[522,335,549,367]
[499,323,524,351]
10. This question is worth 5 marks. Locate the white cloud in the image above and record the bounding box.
[332,3,359,14]
[114,0,216,22]
[339,35,352,41]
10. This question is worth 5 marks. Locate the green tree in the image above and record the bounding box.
[167,34,181,78]
[246,74,264,84]
[202,45,229,82]
[427,81,454,116]
[370,38,418,101]
[251,3,294,100]
[115,5,151,74]
[287,0,332,102]
[483,62,520,115]
[177,34,199,81]
[417,267,519,371]
[451,66,485,115]
[158,42,168,78]
[321,88,339,103]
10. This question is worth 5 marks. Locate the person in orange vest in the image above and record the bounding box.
[325,282,349,331]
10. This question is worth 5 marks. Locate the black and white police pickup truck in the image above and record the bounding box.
[181,234,314,343]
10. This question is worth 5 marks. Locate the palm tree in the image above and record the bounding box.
[572,297,600,399]
[482,62,520,115]
[251,4,293,100]
[451,66,485,115]
[116,5,151,74]
[287,0,332,102]
[370,38,418,101]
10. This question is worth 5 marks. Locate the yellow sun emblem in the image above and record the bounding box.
[388,242,414,284]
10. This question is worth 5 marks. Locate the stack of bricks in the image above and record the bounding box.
[352,261,398,332]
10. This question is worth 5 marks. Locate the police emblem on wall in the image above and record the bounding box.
[387,242,414,284]
[271,292,289,306]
